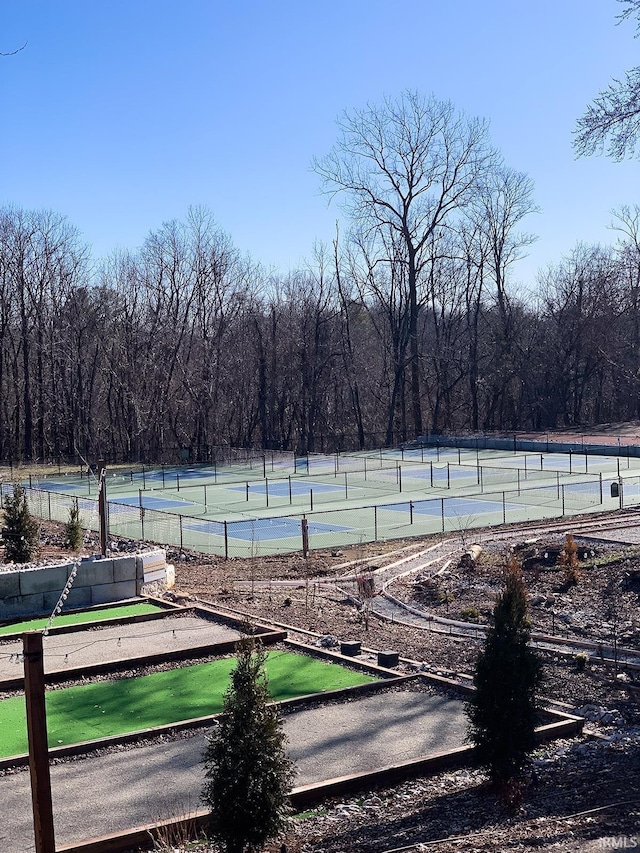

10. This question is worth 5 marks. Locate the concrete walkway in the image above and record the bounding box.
[0,615,241,681]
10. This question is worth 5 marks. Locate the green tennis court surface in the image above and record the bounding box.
[0,602,166,637]
[13,446,636,556]
[0,651,376,757]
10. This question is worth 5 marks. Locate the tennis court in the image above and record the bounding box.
[9,445,640,557]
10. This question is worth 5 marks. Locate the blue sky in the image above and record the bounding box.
[1,1,639,290]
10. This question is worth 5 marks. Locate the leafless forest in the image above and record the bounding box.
[3,94,640,464]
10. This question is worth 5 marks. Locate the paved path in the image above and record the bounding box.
[1,690,466,852]
[0,615,241,681]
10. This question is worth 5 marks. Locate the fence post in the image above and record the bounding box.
[265,478,269,508]
[502,492,506,524]
[288,476,292,504]
[441,498,445,532]
[374,505,378,541]
[47,493,51,521]
[23,631,56,853]
[224,520,228,559]
[599,472,603,503]
[561,485,565,515]
[398,465,402,493]
[410,501,414,524]
[345,472,348,500]
[98,460,108,558]
[310,489,314,512]
[301,517,309,557]
[179,515,183,550]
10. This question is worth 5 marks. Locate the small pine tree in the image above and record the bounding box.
[63,500,83,552]
[201,635,295,853]
[2,483,39,563]
[466,555,542,797]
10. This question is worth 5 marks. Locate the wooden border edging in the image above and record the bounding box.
[0,629,288,692]
[0,599,182,642]
[55,812,211,853]
[283,636,404,679]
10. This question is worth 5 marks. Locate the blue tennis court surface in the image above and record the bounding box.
[385,497,527,517]
[184,516,351,541]
[403,465,471,481]
[110,496,195,510]
[125,467,208,482]
[34,481,83,492]
[229,480,343,497]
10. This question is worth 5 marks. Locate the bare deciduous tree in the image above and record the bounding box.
[574,1,640,159]
[314,90,497,439]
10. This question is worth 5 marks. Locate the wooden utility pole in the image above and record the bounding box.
[23,631,55,853]
[98,459,108,557]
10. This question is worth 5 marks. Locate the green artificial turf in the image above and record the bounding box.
[0,602,165,636]
[0,651,375,757]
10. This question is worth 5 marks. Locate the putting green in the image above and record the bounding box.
[0,651,375,757]
[0,602,166,637]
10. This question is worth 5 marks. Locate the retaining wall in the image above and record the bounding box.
[0,550,167,621]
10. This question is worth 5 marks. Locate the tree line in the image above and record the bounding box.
[2,93,640,463]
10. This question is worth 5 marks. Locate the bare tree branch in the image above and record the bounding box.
[1,41,27,56]
[574,2,640,159]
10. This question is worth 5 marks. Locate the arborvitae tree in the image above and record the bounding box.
[201,635,295,853]
[2,483,39,563]
[466,555,542,797]
[63,500,83,552]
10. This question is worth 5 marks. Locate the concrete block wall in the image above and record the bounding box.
[0,550,166,621]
